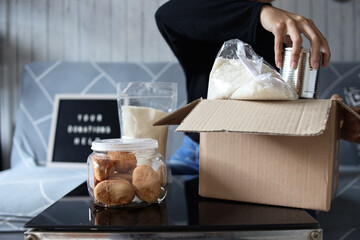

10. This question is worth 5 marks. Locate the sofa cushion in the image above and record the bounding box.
[10,62,186,168]
[0,167,86,231]
[2,61,187,231]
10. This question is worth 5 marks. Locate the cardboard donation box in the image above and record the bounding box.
[155,99,360,211]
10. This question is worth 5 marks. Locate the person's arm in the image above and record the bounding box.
[157,1,331,70]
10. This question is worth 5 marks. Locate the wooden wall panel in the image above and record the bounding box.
[8,1,18,125]
[0,0,359,169]
[127,0,142,61]
[64,0,79,60]
[353,1,360,60]
[312,0,328,39]
[0,0,9,171]
[156,0,176,62]
[48,0,64,60]
[356,0,360,59]
[111,0,126,61]
[80,0,96,60]
[343,1,356,61]
[95,0,111,61]
[31,0,47,61]
[143,0,159,61]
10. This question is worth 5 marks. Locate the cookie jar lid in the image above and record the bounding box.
[91,138,158,152]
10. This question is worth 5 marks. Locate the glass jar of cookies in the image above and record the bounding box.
[87,138,167,208]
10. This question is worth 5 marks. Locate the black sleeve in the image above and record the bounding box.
[155,0,275,143]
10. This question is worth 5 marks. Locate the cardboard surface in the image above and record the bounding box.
[161,99,332,136]
[337,99,360,121]
[198,101,339,211]
[156,99,359,211]
[154,99,202,126]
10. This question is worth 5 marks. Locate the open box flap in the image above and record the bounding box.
[156,99,335,136]
[153,98,202,126]
[337,99,360,121]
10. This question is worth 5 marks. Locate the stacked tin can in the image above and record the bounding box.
[280,47,322,99]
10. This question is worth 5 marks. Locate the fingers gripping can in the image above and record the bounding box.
[280,48,322,99]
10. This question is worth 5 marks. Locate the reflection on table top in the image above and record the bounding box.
[25,175,319,232]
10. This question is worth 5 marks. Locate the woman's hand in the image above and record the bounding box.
[260,5,331,70]
[331,94,360,144]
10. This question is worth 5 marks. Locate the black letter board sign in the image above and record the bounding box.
[47,94,120,167]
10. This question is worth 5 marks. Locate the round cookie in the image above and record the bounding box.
[91,157,115,181]
[94,179,135,206]
[108,151,137,173]
[132,165,161,203]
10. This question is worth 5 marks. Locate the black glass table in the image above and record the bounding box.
[24,176,322,240]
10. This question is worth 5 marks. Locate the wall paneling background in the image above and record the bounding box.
[1,0,359,169]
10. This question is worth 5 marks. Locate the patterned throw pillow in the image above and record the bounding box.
[344,87,360,107]
[344,86,360,158]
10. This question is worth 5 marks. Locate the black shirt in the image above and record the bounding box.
[155,0,275,142]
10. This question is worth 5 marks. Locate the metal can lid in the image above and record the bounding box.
[91,138,158,152]
[284,47,310,53]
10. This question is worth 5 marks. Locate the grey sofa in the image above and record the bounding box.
[0,61,359,239]
[0,62,187,232]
